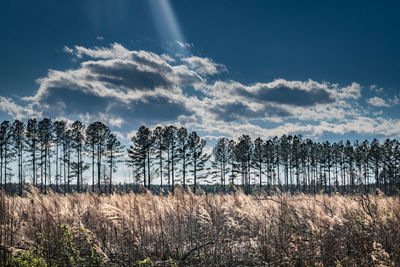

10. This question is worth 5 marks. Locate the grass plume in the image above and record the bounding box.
[1,188,399,266]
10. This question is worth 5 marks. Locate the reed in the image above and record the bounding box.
[1,188,399,266]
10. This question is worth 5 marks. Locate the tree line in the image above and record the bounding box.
[0,118,399,195]
[0,119,124,195]
[213,135,400,194]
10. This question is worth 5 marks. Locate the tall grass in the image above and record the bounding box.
[1,188,399,266]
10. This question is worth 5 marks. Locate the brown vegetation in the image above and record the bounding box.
[1,188,399,266]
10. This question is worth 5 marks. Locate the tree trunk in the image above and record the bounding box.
[48,148,51,190]
[375,159,379,193]
[44,148,47,193]
[109,150,113,194]
[97,144,101,193]
[167,149,170,189]
[0,148,3,189]
[171,147,175,192]
[143,156,146,188]
[193,157,197,193]
[67,152,70,192]
[79,148,81,192]
[159,146,163,188]
[40,148,43,192]
[20,144,22,195]
[328,165,331,194]
[63,145,66,193]
[56,141,59,192]
[222,162,226,191]
[92,145,95,192]
[33,140,36,187]
[182,153,186,189]
[147,150,151,189]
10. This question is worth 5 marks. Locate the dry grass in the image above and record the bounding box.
[1,188,400,266]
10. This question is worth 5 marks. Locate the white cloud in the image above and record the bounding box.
[205,79,359,104]
[160,53,175,63]
[98,112,124,128]
[176,41,193,48]
[65,43,131,59]
[367,96,390,107]
[19,44,210,129]
[390,95,399,105]
[369,84,384,93]
[3,43,400,141]
[62,46,74,54]
[0,97,41,120]
[179,115,400,141]
[335,82,362,99]
[126,129,137,140]
[96,36,104,40]
[181,56,226,75]
[25,44,205,105]
[196,79,364,124]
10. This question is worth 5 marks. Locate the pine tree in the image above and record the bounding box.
[322,141,332,194]
[272,136,281,189]
[235,135,253,192]
[344,140,355,193]
[188,131,209,193]
[85,122,110,193]
[0,121,13,190]
[228,139,238,185]
[153,126,166,187]
[12,120,25,195]
[177,127,190,189]
[54,120,66,192]
[25,118,38,187]
[63,129,73,192]
[163,125,178,191]
[263,139,274,189]
[252,137,265,188]
[292,135,302,191]
[212,137,232,190]
[280,135,290,191]
[106,133,124,194]
[86,122,97,192]
[128,126,153,189]
[38,118,52,193]
[71,121,85,192]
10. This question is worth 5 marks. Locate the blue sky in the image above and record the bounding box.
[1,0,400,144]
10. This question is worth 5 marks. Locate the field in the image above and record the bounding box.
[1,189,399,266]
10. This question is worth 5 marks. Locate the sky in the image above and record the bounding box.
[1,0,400,147]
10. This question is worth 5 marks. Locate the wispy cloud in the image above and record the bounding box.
[0,97,41,120]
[367,96,390,107]
[176,40,193,48]
[182,56,226,75]
[369,84,384,94]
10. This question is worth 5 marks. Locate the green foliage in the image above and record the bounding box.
[169,257,178,267]
[138,258,155,266]
[9,224,103,266]
[8,248,47,267]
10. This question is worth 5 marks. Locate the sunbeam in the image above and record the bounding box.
[148,0,190,56]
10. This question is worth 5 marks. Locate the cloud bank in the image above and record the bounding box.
[4,43,400,140]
